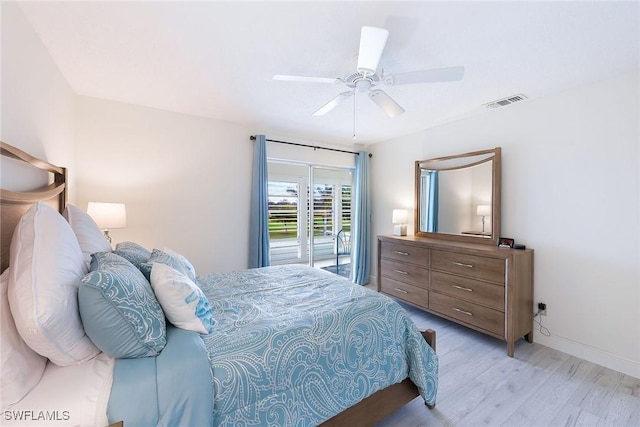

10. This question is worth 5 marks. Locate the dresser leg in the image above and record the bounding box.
[525,332,533,343]
[507,341,515,357]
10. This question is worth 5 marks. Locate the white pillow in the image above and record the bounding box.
[0,268,47,410]
[63,204,112,267]
[150,263,214,335]
[8,202,100,366]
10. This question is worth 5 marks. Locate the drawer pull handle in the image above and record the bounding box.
[452,307,473,316]
[394,251,409,256]
[394,270,408,275]
[453,262,474,268]
[394,288,409,294]
[452,285,473,292]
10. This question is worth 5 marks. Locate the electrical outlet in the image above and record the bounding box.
[538,302,547,316]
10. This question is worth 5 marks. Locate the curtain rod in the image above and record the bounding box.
[250,136,372,157]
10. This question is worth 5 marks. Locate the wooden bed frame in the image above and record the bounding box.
[0,140,436,426]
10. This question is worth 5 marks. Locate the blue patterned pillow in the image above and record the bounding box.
[113,241,151,269]
[79,252,166,358]
[162,248,196,280]
[139,249,193,281]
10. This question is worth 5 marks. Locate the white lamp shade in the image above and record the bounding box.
[392,209,409,224]
[87,202,127,229]
[476,205,491,216]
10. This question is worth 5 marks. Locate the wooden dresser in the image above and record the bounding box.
[378,235,534,357]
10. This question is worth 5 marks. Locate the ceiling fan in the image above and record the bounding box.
[274,26,465,118]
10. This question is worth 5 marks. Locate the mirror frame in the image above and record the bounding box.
[414,147,501,246]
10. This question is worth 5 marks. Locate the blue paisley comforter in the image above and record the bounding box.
[109,265,437,426]
[198,264,438,426]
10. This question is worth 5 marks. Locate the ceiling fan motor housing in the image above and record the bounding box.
[344,71,382,93]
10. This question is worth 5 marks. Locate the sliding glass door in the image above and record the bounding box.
[267,161,352,269]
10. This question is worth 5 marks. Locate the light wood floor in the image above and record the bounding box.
[375,302,640,427]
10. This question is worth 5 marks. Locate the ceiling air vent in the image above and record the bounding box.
[483,94,528,109]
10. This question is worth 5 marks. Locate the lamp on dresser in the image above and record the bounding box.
[87,202,127,243]
[392,209,408,236]
[476,204,491,233]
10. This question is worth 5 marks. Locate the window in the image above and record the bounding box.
[268,181,299,240]
[341,185,352,232]
[268,180,303,263]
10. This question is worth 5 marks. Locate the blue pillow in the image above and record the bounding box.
[139,249,193,281]
[113,241,151,269]
[79,252,166,358]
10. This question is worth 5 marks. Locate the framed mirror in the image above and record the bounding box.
[415,147,501,245]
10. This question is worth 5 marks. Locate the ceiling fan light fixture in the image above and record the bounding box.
[356,26,389,76]
[355,79,371,93]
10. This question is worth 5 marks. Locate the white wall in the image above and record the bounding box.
[370,71,640,378]
[0,2,76,199]
[75,96,254,273]
[73,100,357,274]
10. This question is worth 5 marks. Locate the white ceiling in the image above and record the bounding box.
[18,1,640,146]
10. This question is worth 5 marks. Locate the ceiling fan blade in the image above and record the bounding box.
[368,90,405,118]
[273,75,338,84]
[357,26,389,76]
[390,66,465,85]
[313,91,353,116]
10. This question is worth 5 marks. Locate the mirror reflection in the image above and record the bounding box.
[415,148,500,245]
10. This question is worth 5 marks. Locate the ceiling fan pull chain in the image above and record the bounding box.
[352,89,357,140]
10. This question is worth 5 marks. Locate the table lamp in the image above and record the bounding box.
[392,209,408,236]
[476,204,491,233]
[87,202,127,243]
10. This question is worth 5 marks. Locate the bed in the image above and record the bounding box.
[0,140,437,426]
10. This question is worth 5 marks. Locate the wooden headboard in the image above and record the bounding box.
[0,141,67,272]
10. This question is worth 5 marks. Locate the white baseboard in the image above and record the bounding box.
[534,332,640,379]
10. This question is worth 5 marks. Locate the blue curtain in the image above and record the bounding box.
[248,135,270,268]
[427,171,438,232]
[352,150,370,285]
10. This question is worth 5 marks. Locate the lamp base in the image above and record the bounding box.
[393,224,407,236]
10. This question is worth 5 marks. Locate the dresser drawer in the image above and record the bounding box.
[380,259,429,289]
[431,250,505,284]
[430,292,504,337]
[381,242,430,266]
[380,277,429,308]
[431,271,505,311]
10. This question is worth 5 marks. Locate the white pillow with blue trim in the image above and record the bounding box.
[150,263,214,335]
